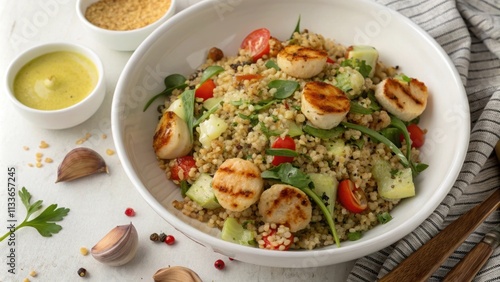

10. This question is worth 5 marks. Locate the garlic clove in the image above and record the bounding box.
[56,147,108,183]
[153,266,202,282]
[91,223,138,266]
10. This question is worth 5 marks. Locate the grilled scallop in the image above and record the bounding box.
[258,184,312,232]
[153,111,193,159]
[374,77,428,122]
[277,45,327,79]
[212,158,264,212]
[301,81,350,129]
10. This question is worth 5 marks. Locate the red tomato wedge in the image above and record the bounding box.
[271,136,296,166]
[240,28,271,62]
[195,79,216,101]
[170,156,196,181]
[262,228,294,250]
[400,123,425,148]
[337,179,368,213]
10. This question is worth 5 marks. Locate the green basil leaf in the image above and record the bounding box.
[379,127,402,148]
[265,60,280,70]
[253,99,278,111]
[303,125,345,140]
[268,80,299,99]
[181,89,196,142]
[261,163,311,189]
[265,148,299,157]
[199,66,224,85]
[415,163,429,173]
[143,74,187,111]
[193,101,221,127]
[180,180,190,197]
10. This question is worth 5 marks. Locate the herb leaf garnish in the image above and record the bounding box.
[0,187,70,241]
[268,80,299,99]
[143,74,187,112]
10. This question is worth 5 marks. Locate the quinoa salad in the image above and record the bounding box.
[149,25,429,251]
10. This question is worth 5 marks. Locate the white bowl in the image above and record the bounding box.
[5,42,105,130]
[76,0,176,51]
[112,0,470,267]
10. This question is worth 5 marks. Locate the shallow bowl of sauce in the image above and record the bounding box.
[5,42,106,130]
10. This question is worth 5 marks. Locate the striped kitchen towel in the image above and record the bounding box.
[348,0,500,281]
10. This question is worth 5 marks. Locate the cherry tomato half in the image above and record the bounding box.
[271,136,296,166]
[337,179,368,213]
[261,228,294,250]
[195,79,216,101]
[240,28,271,62]
[400,123,425,148]
[170,156,196,181]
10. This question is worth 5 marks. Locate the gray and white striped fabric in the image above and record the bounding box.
[348,0,500,281]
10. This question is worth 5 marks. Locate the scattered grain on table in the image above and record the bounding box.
[76,133,92,144]
[39,140,49,148]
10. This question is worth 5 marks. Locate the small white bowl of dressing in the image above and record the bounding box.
[76,0,176,51]
[5,42,106,130]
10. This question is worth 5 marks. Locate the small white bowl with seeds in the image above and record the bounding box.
[76,0,176,51]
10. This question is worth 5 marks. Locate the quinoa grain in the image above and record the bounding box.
[85,0,171,31]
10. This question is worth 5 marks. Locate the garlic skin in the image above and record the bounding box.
[91,223,138,266]
[153,266,202,282]
[56,147,108,182]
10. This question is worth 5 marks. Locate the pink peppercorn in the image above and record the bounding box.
[124,207,135,217]
[214,259,225,270]
[165,235,175,245]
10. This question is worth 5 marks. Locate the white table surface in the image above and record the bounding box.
[0,1,356,281]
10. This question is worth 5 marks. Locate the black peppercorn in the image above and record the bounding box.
[158,232,167,242]
[150,232,160,242]
[77,267,87,277]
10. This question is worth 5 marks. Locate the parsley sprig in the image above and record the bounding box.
[0,187,70,242]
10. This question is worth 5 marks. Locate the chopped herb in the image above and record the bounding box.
[268,80,299,99]
[341,59,372,78]
[349,101,373,115]
[366,91,381,111]
[143,74,187,111]
[259,122,281,138]
[377,212,393,224]
[180,180,190,197]
[291,15,301,39]
[394,73,411,83]
[390,169,399,177]
[0,187,70,241]
[265,148,299,157]
[231,99,244,106]
[347,231,362,241]
[303,125,345,140]
[349,138,365,149]
[193,100,221,127]
[253,99,278,111]
[265,60,280,70]
[238,113,259,126]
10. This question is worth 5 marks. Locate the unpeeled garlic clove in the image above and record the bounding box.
[91,223,138,266]
[153,266,202,282]
[56,147,108,183]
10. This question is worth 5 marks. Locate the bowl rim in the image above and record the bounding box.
[75,0,177,35]
[5,42,105,114]
[111,0,470,266]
